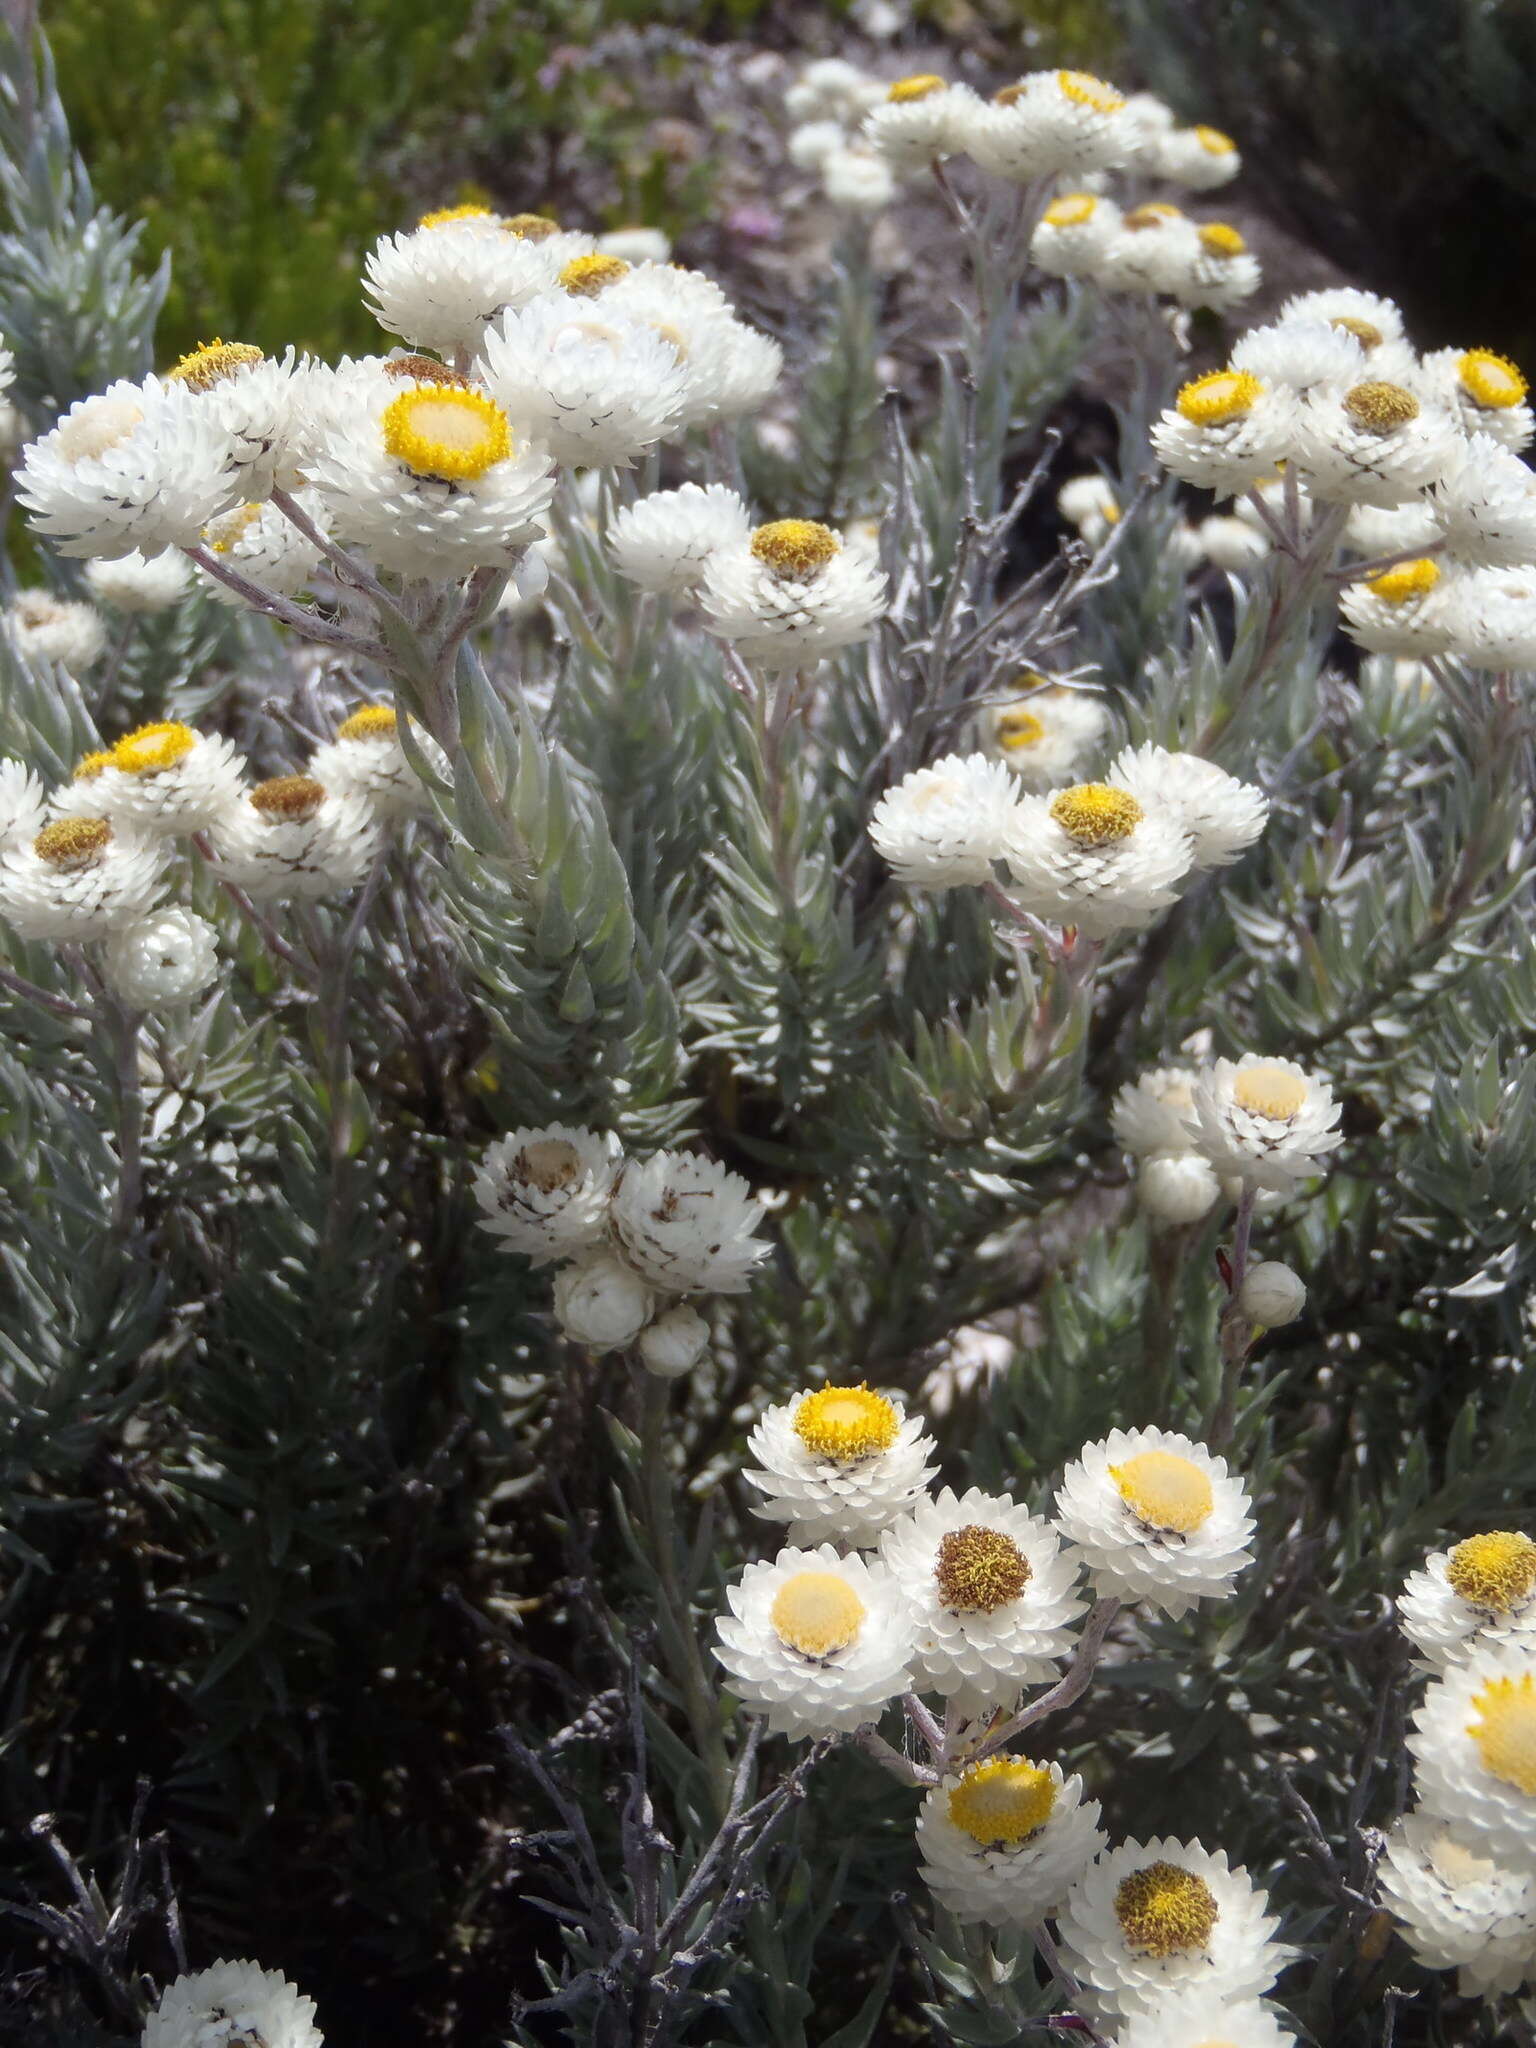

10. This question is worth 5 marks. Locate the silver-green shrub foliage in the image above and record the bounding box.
[1,25,1533,2048]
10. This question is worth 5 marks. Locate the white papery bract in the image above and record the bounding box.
[607,483,752,596]
[103,907,219,1008]
[610,1148,768,1295]
[597,225,671,265]
[472,1123,622,1268]
[0,817,165,940]
[1343,496,1441,558]
[1054,1427,1255,1619]
[1442,563,1536,669]
[1188,1053,1343,1191]
[552,1251,656,1350]
[1198,513,1271,571]
[207,778,380,903]
[1030,191,1122,281]
[744,1385,936,1548]
[199,491,329,606]
[1277,285,1406,348]
[701,524,886,671]
[1231,319,1366,400]
[596,267,772,429]
[364,217,561,355]
[1398,1533,1536,1672]
[84,722,246,838]
[712,1542,912,1737]
[1152,372,1297,495]
[917,1758,1105,1925]
[867,751,1018,890]
[1171,226,1262,313]
[977,684,1108,789]
[1408,1648,1536,1871]
[785,58,883,125]
[1339,558,1457,658]
[1430,431,1536,566]
[1109,744,1268,870]
[1414,346,1534,452]
[168,342,308,498]
[1377,1810,1536,1997]
[1002,781,1195,937]
[1137,1151,1221,1227]
[83,547,191,613]
[308,706,445,821]
[143,1959,323,2048]
[1099,207,1203,297]
[693,320,784,424]
[18,377,240,560]
[1153,122,1242,190]
[1114,1992,1298,2048]
[1290,380,1459,507]
[477,296,688,466]
[862,79,972,169]
[0,759,48,845]
[879,1486,1085,1711]
[1112,1066,1205,1159]
[822,145,898,212]
[1238,1261,1307,1327]
[788,118,846,171]
[1058,1836,1287,2022]
[637,1302,711,1379]
[4,592,105,671]
[966,70,1132,183]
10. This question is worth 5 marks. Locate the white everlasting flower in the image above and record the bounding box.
[207,775,380,903]
[880,1486,1086,1711]
[308,705,446,821]
[1290,379,1460,507]
[1120,90,1177,156]
[1109,743,1268,871]
[1442,563,1536,669]
[1058,1836,1287,2023]
[1171,223,1263,313]
[0,759,48,846]
[1238,1261,1307,1327]
[788,118,847,171]
[477,294,688,467]
[4,592,106,671]
[103,907,219,1008]
[867,751,1018,891]
[786,59,881,126]
[1054,1427,1255,1619]
[0,815,165,940]
[364,214,562,355]
[1230,320,1367,402]
[552,1250,656,1351]
[609,1148,768,1295]
[713,1541,912,1738]
[1343,496,1441,558]
[1057,472,1120,537]
[143,1958,323,2048]
[597,225,671,266]
[1030,190,1122,281]
[1377,1810,1536,1996]
[1339,557,1457,658]
[976,683,1108,790]
[918,1757,1106,1926]
[607,483,752,596]
[1429,431,1536,566]
[820,145,897,212]
[472,1123,622,1268]
[1278,286,1406,352]
[1137,1151,1222,1227]
[745,1385,937,1548]
[1197,513,1271,571]
[697,320,784,424]
[307,378,553,580]
[966,70,1133,183]
[75,721,247,838]
[702,518,886,671]
[862,76,971,170]
[595,265,767,429]
[1114,1991,1298,2048]
[1414,345,1533,452]
[1188,1053,1343,1192]
[1098,205,1203,297]
[1153,121,1242,190]
[1152,371,1298,496]
[165,339,307,498]
[1112,1067,1205,1159]
[1002,780,1195,938]
[198,491,330,607]
[637,1302,711,1379]
[18,377,239,560]
[1409,1648,1536,1872]
[1398,1532,1536,1672]
[83,547,191,613]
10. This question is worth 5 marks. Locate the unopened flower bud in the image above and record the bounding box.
[1138,1151,1220,1226]
[637,1303,710,1378]
[1238,1260,1307,1327]
[552,1252,655,1351]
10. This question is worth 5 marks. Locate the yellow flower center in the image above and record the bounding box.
[1176,369,1263,426]
[1044,193,1098,229]
[1458,349,1528,410]
[1232,1062,1308,1120]
[558,253,631,297]
[792,1384,899,1462]
[1198,222,1246,258]
[934,1525,1032,1613]
[251,774,325,823]
[1446,1532,1536,1614]
[72,750,114,782]
[1467,1673,1536,1796]
[1343,380,1420,433]
[947,1759,1057,1846]
[206,502,265,553]
[381,386,511,483]
[336,705,399,743]
[751,519,841,580]
[112,721,197,777]
[1124,201,1184,230]
[1049,782,1144,845]
[1113,1862,1220,1957]
[56,397,144,465]
[996,708,1046,752]
[888,73,945,103]
[770,1571,865,1657]
[166,338,264,393]
[504,212,561,241]
[1367,558,1441,603]
[515,1137,583,1194]
[1057,70,1125,113]
[383,353,472,390]
[1195,124,1236,155]
[419,203,497,229]
[33,816,110,868]
[1331,315,1384,350]
[1111,1449,1215,1534]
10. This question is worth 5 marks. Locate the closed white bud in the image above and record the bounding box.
[637,1303,710,1378]
[552,1252,655,1352]
[1238,1261,1307,1327]
[1137,1150,1220,1226]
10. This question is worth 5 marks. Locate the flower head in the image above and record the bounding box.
[744,1385,937,1548]
[609,1149,768,1295]
[702,523,886,670]
[1108,744,1268,870]
[143,1959,323,2048]
[918,1756,1106,1926]
[207,777,381,903]
[868,751,1020,890]
[1430,431,1536,566]
[307,704,446,821]
[477,297,688,467]
[977,682,1108,789]
[1188,1053,1343,1191]
[103,908,220,1009]
[968,69,1132,183]
[1291,379,1460,507]
[364,217,564,355]
[607,482,752,596]
[1399,1532,1536,1672]
[0,814,166,941]
[1054,1427,1255,1618]
[4,592,106,673]
[472,1123,622,1267]
[1002,781,1195,936]
[1409,1649,1536,1871]
[1377,1810,1536,1997]
[1152,372,1297,495]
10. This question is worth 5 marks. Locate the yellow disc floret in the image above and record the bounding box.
[381,386,511,483]
[166,339,264,393]
[1331,315,1384,350]
[1344,380,1420,432]
[1368,558,1441,603]
[559,253,631,297]
[1195,124,1237,155]
[206,503,265,554]
[1111,1450,1215,1534]
[71,749,114,782]
[251,774,325,823]
[1198,222,1247,258]
[1176,369,1263,426]
[751,519,841,580]
[1233,1062,1308,1121]
[934,1526,1031,1613]
[1467,1673,1536,1795]
[1113,1862,1220,1956]
[112,721,198,777]
[34,816,110,867]
[1044,193,1098,229]
[336,705,400,743]
[1049,783,1144,845]
[792,1384,899,1462]
[770,1571,866,1657]
[1057,70,1125,113]
[419,203,497,230]
[1447,1532,1536,1614]
[889,73,945,103]
[996,708,1046,752]
[947,1759,1057,1846]
[1458,349,1528,411]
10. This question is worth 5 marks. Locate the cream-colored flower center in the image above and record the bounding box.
[1111,1449,1214,1533]
[1049,782,1144,844]
[1467,1673,1536,1795]
[336,705,399,743]
[1458,349,1527,409]
[516,1138,582,1194]
[1344,381,1420,433]
[1331,315,1384,350]
[1176,369,1262,426]
[1195,124,1236,155]
[15,596,68,629]
[382,387,511,483]
[206,502,265,553]
[770,1571,865,1657]
[112,721,197,777]
[888,73,945,103]
[1114,1862,1219,1956]
[1198,222,1246,258]
[504,212,560,241]
[34,816,110,868]
[1367,558,1440,603]
[166,338,263,393]
[751,519,841,580]
[793,1385,899,1461]
[251,774,325,823]
[56,397,145,465]
[934,1525,1031,1613]
[1446,1532,1536,1614]
[1044,193,1097,228]
[907,773,961,812]
[996,708,1045,752]
[1429,1828,1498,1888]
[383,353,472,390]
[559,253,631,297]
[1232,1062,1307,1120]
[947,1759,1056,1845]
[1057,70,1125,113]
